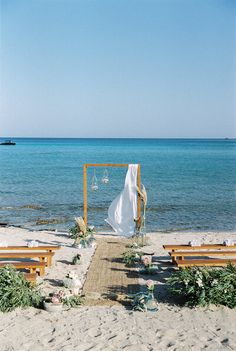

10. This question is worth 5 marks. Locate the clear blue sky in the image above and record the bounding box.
[1,0,235,138]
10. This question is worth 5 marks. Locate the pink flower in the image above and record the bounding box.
[141,255,152,267]
[51,296,61,304]
[146,279,154,291]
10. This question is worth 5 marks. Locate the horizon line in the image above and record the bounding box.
[0,136,235,140]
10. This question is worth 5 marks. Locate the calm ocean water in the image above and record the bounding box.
[0,138,235,232]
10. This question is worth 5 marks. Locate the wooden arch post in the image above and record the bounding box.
[83,163,141,226]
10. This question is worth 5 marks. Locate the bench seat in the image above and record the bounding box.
[0,261,46,276]
[0,251,55,266]
[176,258,236,268]
[163,244,236,251]
[0,245,60,252]
[171,250,236,261]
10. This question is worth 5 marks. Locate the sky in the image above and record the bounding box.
[0,0,235,138]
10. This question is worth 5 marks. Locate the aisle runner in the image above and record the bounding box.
[82,237,140,306]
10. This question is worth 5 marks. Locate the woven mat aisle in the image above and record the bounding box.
[82,237,140,306]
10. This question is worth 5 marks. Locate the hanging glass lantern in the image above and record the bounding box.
[101,168,109,184]
[91,169,98,191]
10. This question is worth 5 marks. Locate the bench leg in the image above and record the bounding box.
[40,257,48,267]
[39,266,45,276]
[47,256,52,266]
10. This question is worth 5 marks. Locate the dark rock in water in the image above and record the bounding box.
[36,218,64,225]
[0,222,8,227]
[22,204,43,210]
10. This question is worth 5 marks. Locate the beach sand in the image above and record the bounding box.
[0,227,235,351]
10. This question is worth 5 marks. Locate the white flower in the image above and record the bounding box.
[196,278,203,287]
[212,279,218,286]
[223,239,234,246]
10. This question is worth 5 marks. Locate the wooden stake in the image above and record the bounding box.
[83,164,87,225]
[137,164,141,220]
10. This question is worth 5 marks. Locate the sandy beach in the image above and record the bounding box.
[0,227,235,351]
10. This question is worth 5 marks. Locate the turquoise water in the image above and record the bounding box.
[0,138,235,232]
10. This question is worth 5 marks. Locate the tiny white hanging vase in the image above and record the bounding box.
[91,169,98,191]
[101,169,109,184]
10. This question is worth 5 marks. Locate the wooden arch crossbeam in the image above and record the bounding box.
[83,163,141,226]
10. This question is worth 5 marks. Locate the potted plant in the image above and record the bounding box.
[43,291,64,312]
[43,290,84,312]
[72,253,81,265]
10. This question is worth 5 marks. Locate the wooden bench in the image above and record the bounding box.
[163,244,236,263]
[0,261,46,276]
[163,244,236,251]
[170,250,236,262]
[176,258,236,268]
[0,251,55,266]
[0,245,60,265]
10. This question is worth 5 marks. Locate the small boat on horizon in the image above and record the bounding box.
[0,140,16,145]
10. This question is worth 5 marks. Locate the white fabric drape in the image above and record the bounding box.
[105,164,138,237]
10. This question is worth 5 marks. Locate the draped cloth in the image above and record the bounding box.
[105,164,138,237]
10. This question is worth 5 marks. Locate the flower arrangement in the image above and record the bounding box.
[223,239,235,247]
[126,242,140,250]
[43,290,83,312]
[72,253,81,265]
[139,255,158,275]
[122,249,143,266]
[63,271,82,294]
[45,290,64,305]
[167,264,236,308]
[69,217,96,248]
[129,280,157,312]
[146,279,155,292]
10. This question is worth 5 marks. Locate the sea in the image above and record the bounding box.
[0,138,235,233]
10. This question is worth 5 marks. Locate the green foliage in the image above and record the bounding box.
[69,225,95,240]
[0,265,42,312]
[69,225,79,239]
[167,264,236,308]
[87,226,96,233]
[129,292,149,312]
[139,266,158,275]
[62,294,84,308]
[122,249,143,266]
[126,242,141,249]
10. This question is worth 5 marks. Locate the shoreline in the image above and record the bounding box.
[1,223,236,235]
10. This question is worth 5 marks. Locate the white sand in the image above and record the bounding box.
[0,227,236,351]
